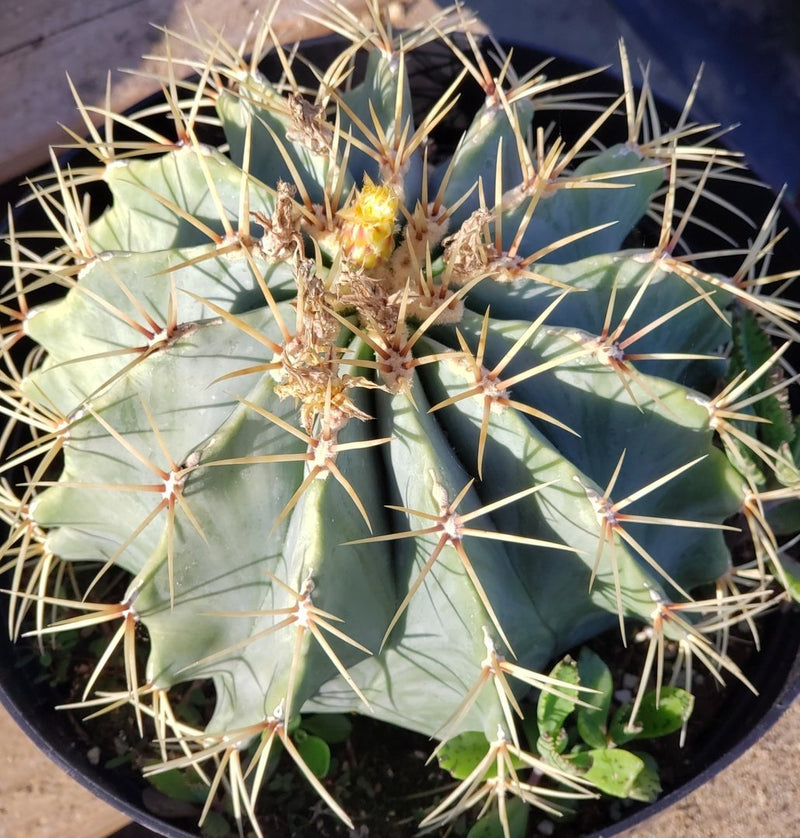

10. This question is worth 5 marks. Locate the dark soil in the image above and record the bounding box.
[25,570,790,838]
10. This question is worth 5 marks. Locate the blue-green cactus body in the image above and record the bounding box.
[3,6,798,836]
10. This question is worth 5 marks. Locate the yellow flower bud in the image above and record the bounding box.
[338,175,398,269]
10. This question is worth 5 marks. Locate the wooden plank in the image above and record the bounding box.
[0,0,126,55]
[0,0,373,184]
[0,702,130,838]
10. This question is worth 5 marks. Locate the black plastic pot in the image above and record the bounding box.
[1,31,799,838]
[0,646,199,838]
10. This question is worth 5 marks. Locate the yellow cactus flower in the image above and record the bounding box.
[338,175,399,269]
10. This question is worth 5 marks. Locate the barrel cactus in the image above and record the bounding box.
[2,1,799,835]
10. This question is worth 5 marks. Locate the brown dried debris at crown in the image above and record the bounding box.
[286,93,334,154]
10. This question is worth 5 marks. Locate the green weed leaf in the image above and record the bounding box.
[293,729,332,779]
[627,752,662,802]
[436,731,491,780]
[302,713,353,745]
[730,308,796,451]
[538,655,580,739]
[145,768,208,804]
[611,687,694,745]
[467,797,529,838]
[579,748,647,798]
[576,647,614,749]
[766,499,800,536]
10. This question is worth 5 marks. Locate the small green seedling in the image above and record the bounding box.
[435,646,692,835]
[291,712,353,779]
[537,649,693,802]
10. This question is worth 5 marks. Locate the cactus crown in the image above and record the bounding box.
[2,1,799,835]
